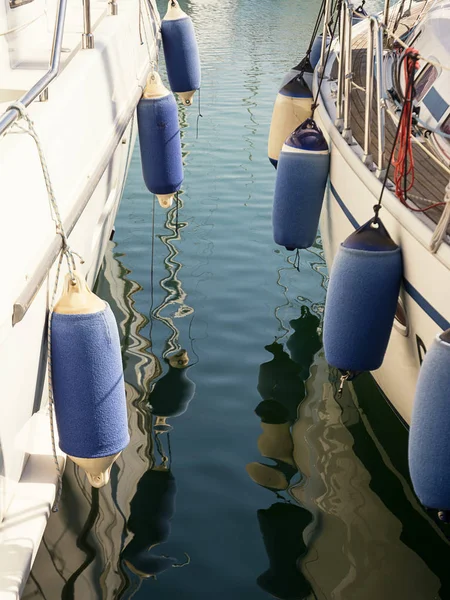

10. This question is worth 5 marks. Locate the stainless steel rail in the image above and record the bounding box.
[335,0,347,131]
[82,0,95,49]
[1,0,124,324]
[0,0,67,136]
[383,0,390,26]
[342,1,353,143]
[12,82,145,325]
[320,0,387,177]
[363,17,375,165]
[375,17,386,176]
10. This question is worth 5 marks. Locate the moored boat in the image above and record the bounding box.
[309,0,450,424]
[0,0,159,592]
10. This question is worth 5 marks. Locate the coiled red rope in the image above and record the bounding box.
[393,49,445,212]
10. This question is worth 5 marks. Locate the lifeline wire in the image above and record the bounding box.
[6,102,84,511]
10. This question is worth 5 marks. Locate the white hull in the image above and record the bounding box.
[0,0,156,592]
[314,71,450,425]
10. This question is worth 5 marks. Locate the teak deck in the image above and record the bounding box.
[328,28,449,229]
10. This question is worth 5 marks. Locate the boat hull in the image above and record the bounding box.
[315,105,450,423]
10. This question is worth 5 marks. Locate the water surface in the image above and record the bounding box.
[24,0,450,598]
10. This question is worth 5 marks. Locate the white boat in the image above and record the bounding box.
[0,0,158,593]
[313,0,450,424]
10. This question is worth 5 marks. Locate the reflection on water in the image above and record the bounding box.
[24,0,450,597]
[248,305,321,600]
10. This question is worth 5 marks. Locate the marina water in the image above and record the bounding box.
[24,0,450,598]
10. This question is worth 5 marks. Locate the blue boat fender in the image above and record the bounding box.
[409,330,450,517]
[323,217,403,376]
[51,273,129,488]
[309,35,330,70]
[273,118,329,250]
[161,0,201,106]
[137,73,184,208]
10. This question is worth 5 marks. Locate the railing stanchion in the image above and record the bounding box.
[383,0,390,26]
[318,0,333,76]
[375,18,386,177]
[363,18,375,166]
[108,0,118,15]
[82,0,94,49]
[335,0,346,131]
[342,2,353,143]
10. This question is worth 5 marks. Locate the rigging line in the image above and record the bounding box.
[188,313,200,366]
[374,62,411,217]
[306,0,327,56]
[312,0,342,116]
[352,10,450,72]
[149,194,156,347]
[61,488,100,600]
[167,431,172,467]
[196,86,203,140]
[373,50,445,217]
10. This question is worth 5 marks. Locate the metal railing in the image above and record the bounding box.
[1,0,120,325]
[320,0,386,176]
[0,0,118,138]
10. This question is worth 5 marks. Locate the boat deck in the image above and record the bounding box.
[332,29,449,229]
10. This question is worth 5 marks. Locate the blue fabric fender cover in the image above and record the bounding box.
[137,94,183,196]
[409,334,450,509]
[273,120,329,250]
[161,17,201,93]
[323,243,402,372]
[51,304,129,458]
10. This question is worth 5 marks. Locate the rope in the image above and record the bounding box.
[430,180,450,253]
[391,51,446,213]
[291,0,327,73]
[7,101,84,511]
[373,50,445,221]
[196,86,203,139]
[393,49,417,204]
[293,249,300,271]
[312,0,341,116]
[307,0,327,58]
[47,253,65,511]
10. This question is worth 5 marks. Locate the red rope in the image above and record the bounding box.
[392,48,445,213]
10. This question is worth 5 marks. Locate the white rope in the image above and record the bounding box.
[7,101,84,511]
[430,180,450,253]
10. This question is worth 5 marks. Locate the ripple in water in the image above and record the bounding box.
[25,0,450,598]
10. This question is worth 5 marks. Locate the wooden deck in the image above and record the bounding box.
[331,29,449,227]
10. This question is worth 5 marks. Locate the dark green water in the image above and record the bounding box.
[25,1,450,598]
